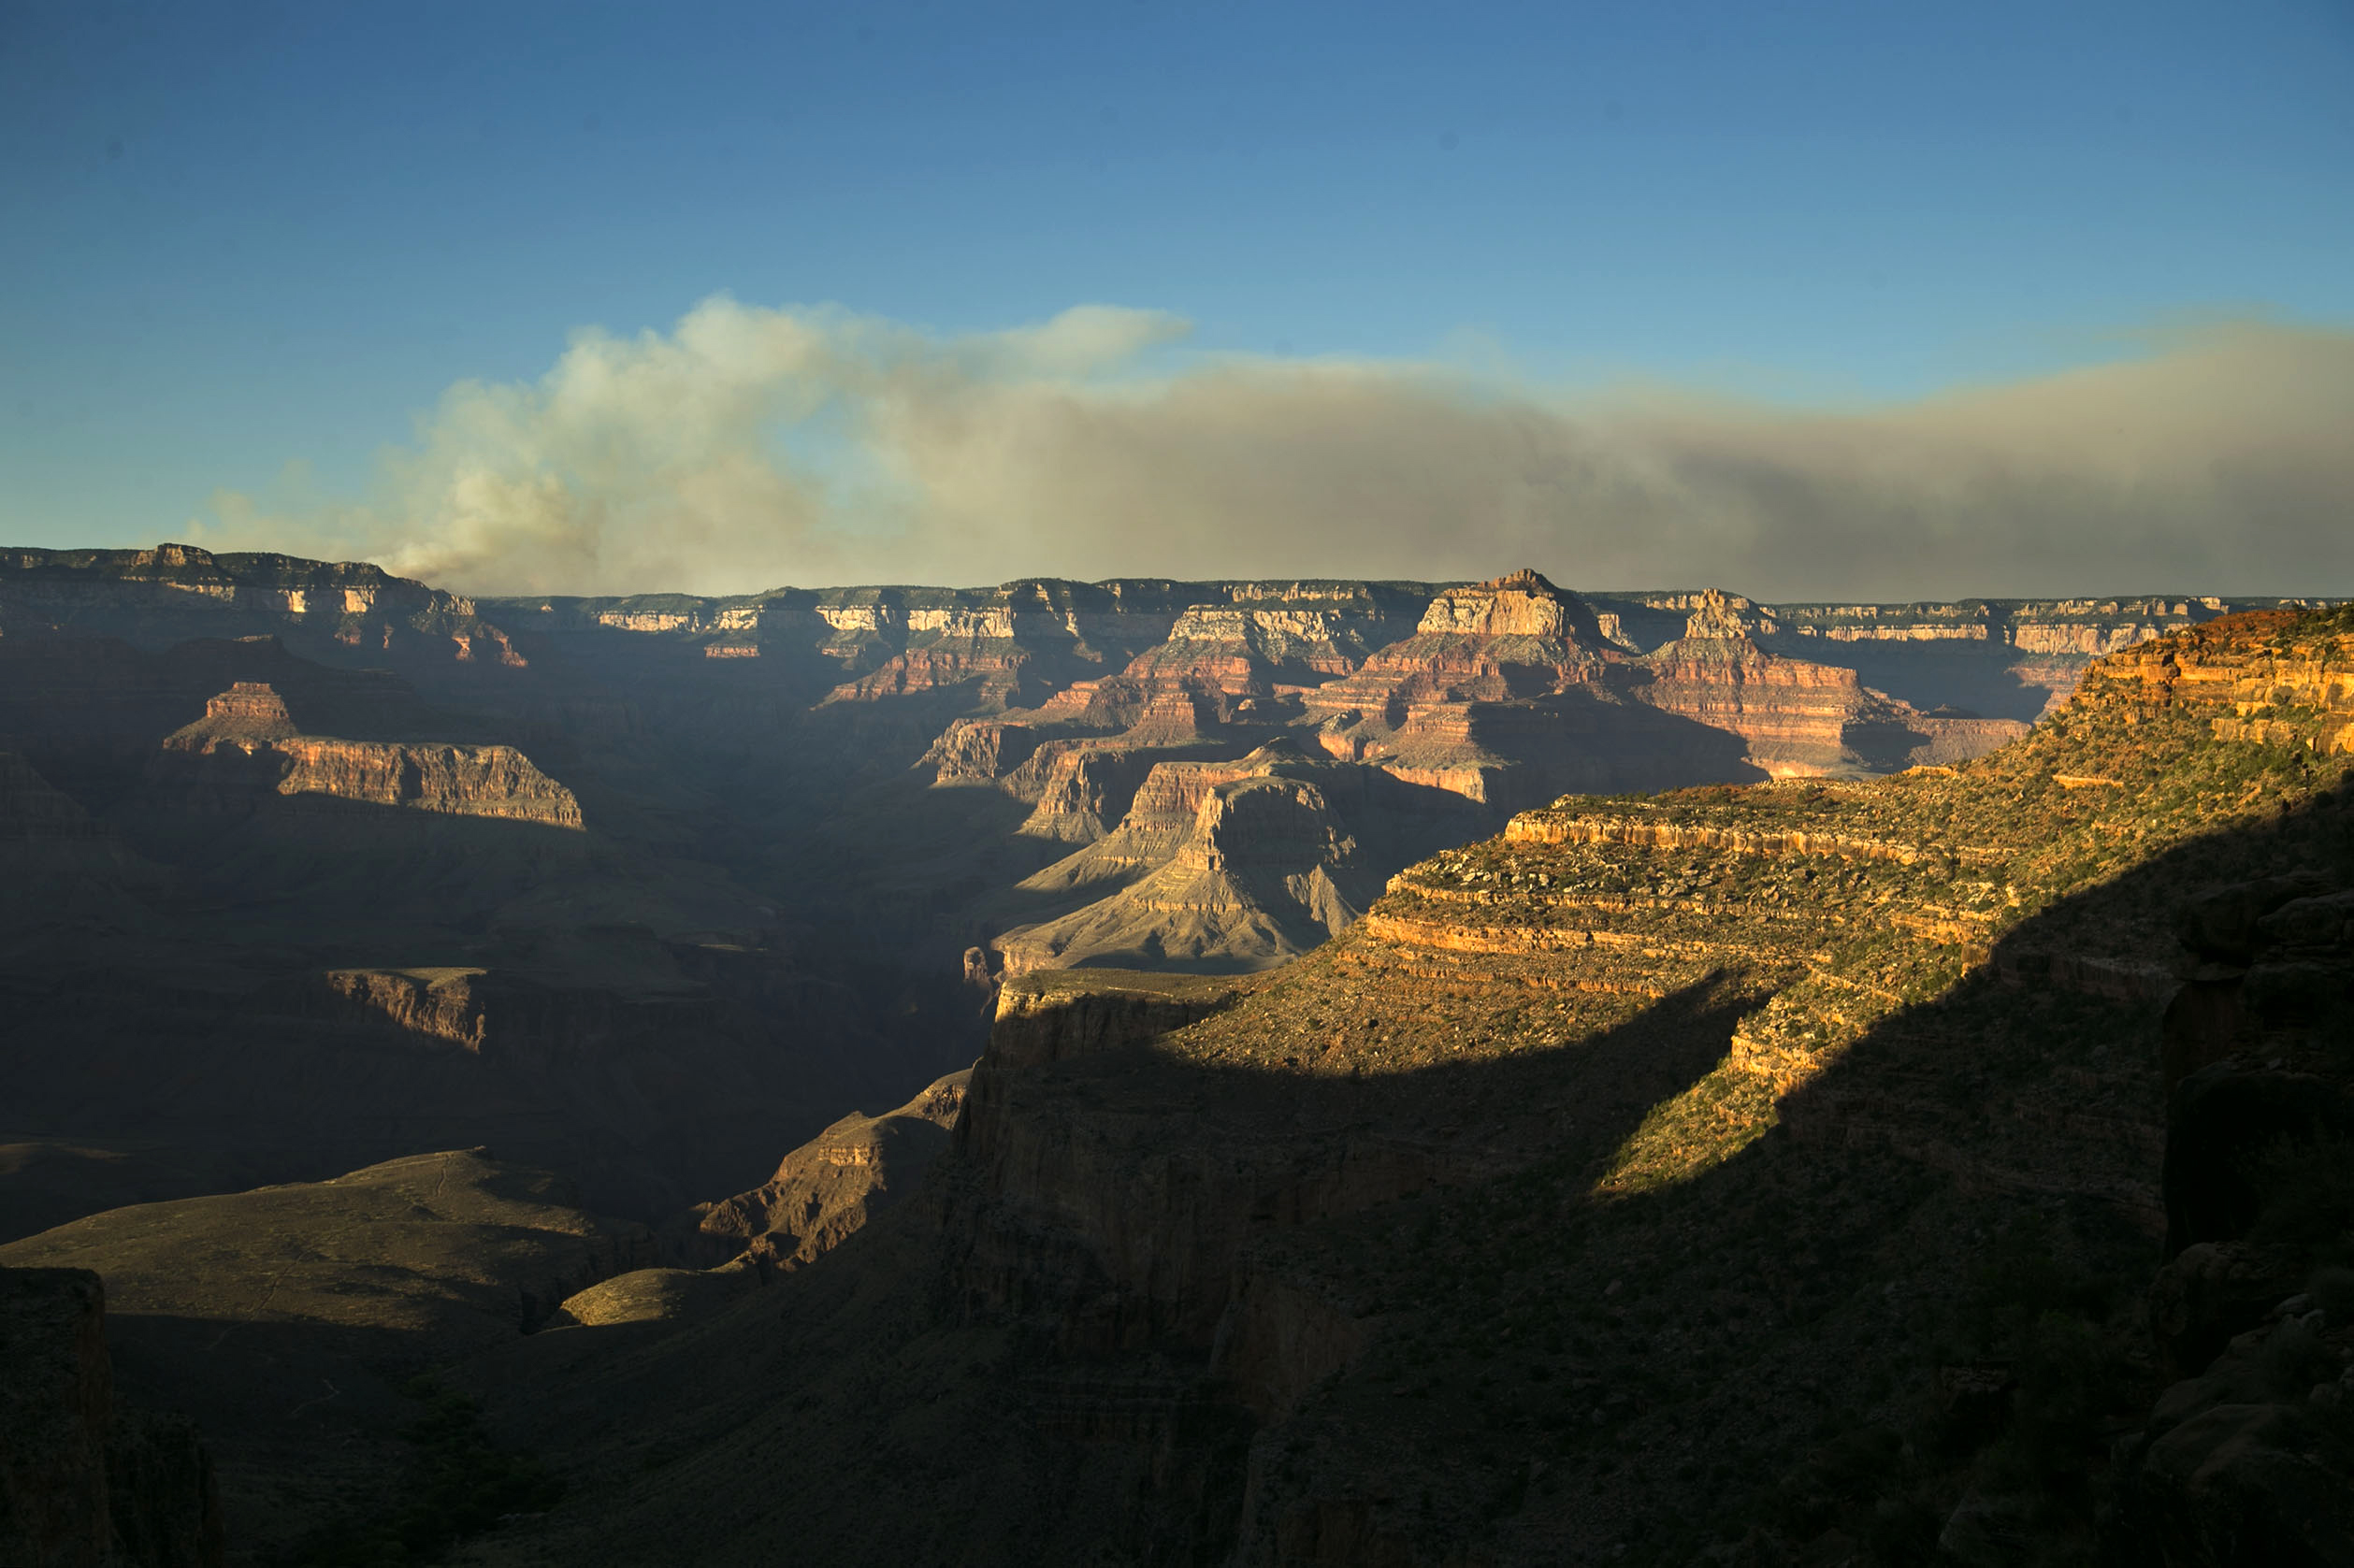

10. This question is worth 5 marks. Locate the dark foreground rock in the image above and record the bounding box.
[0,1266,223,1568]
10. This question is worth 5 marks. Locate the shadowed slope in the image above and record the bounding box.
[0,1151,651,1564]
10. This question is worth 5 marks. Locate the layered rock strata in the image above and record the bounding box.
[0,544,524,674]
[1630,590,2031,777]
[154,682,583,827]
[995,764,1373,975]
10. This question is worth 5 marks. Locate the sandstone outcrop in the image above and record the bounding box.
[1632,590,2032,778]
[1304,568,1611,723]
[677,1068,974,1272]
[154,682,583,827]
[1634,595,1883,775]
[996,767,1373,975]
[1005,753,1286,907]
[315,967,491,1051]
[1119,604,1384,694]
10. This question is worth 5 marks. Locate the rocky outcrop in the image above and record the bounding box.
[1504,803,1938,864]
[274,737,581,825]
[1304,569,1611,726]
[1414,568,1605,641]
[547,1264,757,1328]
[995,770,1372,974]
[982,969,1245,1070]
[2084,609,2354,762]
[1634,591,2029,777]
[1293,571,1693,810]
[923,717,1047,785]
[1119,606,1382,694]
[0,1267,223,1568]
[1009,755,1280,907]
[678,1068,975,1272]
[1635,606,1877,776]
[316,967,491,1051]
[154,682,583,827]
[1004,742,1171,844]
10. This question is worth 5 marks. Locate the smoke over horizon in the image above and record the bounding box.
[194,300,2354,602]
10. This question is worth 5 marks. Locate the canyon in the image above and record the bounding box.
[2,546,2347,1566]
[381,602,2348,1568]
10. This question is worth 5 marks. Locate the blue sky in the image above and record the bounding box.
[2,1,2350,591]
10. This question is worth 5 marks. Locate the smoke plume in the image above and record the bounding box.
[204,300,2354,598]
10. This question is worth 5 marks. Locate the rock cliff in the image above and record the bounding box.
[2105,866,2354,1565]
[0,1267,223,1568]
[996,762,1376,975]
[0,544,525,679]
[677,1067,975,1271]
[154,681,583,827]
[1632,590,2032,778]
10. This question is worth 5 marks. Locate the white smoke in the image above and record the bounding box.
[204,300,2354,598]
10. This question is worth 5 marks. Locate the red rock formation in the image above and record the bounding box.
[1118,606,1374,695]
[1307,568,1611,722]
[1003,743,1170,844]
[1635,595,1878,776]
[680,1068,973,1271]
[318,968,490,1051]
[1637,591,2028,776]
[825,605,1044,705]
[156,682,585,827]
[996,767,1369,975]
[924,717,1047,786]
[1290,570,1643,804]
